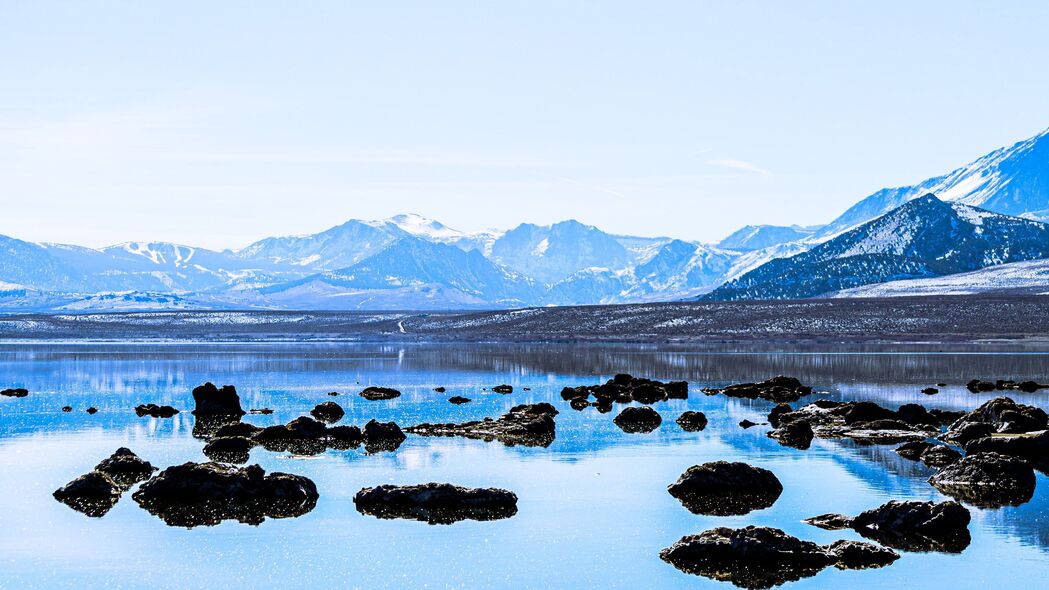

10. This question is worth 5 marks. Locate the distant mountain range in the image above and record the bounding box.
[3,128,1049,311]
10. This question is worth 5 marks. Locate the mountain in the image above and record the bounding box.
[815,128,1049,240]
[490,220,632,283]
[717,224,819,251]
[828,258,1049,298]
[704,195,1049,300]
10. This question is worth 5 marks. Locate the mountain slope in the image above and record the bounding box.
[490,220,631,283]
[704,195,1049,300]
[816,128,1049,239]
[717,224,819,251]
[828,258,1049,298]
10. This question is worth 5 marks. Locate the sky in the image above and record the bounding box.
[2,1,1049,251]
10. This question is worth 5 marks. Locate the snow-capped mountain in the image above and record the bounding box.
[490,220,634,283]
[717,224,820,251]
[828,258,1049,298]
[705,195,1049,300]
[815,128,1049,240]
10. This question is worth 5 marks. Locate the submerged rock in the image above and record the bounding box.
[353,483,518,524]
[964,430,1049,463]
[922,387,939,395]
[86,407,98,414]
[676,411,708,432]
[362,419,407,453]
[613,406,662,433]
[659,526,834,589]
[848,500,971,553]
[945,397,1048,437]
[668,461,783,516]
[192,382,245,416]
[1,388,29,397]
[61,405,72,412]
[203,436,253,464]
[360,386,401,401]
[560,374,687,407]
[433,387,446,393]
[703,376,812,403]
[768,419,814,449]
[825,540,900,570]
[448,396,471,405]
[802,513,853,530]
[132,462,318,528]
[310,401,345,423]
[53,471,122,517]
[94,448,157,487]
[491,384,513,394]
[928,452,1036,507]
[895,440,936,460]
[406,403,557,447]
[134,404,179,418]
[919,444,962,468]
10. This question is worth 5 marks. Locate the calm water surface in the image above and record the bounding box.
[1,343,1048,589]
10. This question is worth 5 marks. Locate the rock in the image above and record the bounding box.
[491,384,513,394]
[843,402,897,425]
[945,397,1048,436]
[360,386,401,401]
[768,403,793,427]
[668,461,783,516]
[406,403,558,447]
[448,396,471,405]
[1,388,28,397]
[327,391,339,396]
[62,406,72,412]
[254,416,362,454]
[676,411,708,432]
[776,401,932,445]
[966,379,997,393]
[192,382,245,416]
[132,462,318,527]
[433,387,446,393]
[739,419,758,429]
[309,401,345,423]
[659,526,834,589]
[94,448,157,487]
[928,452,1036,507]
[937,383,948,387]
[768,419,813,449]
[1017,380,1048,393]
[86,407,98,414]
[929,409,965,425]
[802,513,852,530]
[613,406,662,433]
[922,387,939,395]
[941,422,994,446]
[705,375,812,403]
[919,444,962,468]
[203,436,253,464]
[849,500,971,553]
[965,430,1049,463]
[250,408,274,415]
[825,540,899,570]
[214,422,263,438]
[569,398,589,411]
[362,419,407,452]
[896,403,938,427]
[191,414,241,439]
[894,440,935,460]
[353,483,518,524]
[561,374,687,406]
[134,404,179,418]
[53,471,122,517]
[851,418,914,431]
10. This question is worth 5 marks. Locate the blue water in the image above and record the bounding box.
[1,343,1047,589]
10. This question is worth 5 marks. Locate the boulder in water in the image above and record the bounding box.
[667,461,782,516]
[353,483,517,524]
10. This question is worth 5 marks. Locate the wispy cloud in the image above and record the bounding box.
[708,158,771,177]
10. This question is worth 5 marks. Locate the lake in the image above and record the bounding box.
[1,342,1048,589]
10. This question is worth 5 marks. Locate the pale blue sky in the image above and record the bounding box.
[3,1,1049,250]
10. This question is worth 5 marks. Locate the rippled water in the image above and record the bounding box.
[1,343,1048,589]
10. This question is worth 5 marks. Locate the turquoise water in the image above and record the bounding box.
[0,343,1047,589]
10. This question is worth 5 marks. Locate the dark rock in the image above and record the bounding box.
[659,526,834,589]
[94,448,157,487]
[326,425,363,449]
[768,403,793,427]
[191,382,245,416]
[919,444,962,468]
[353,483,518,524]
[1017,380,1048,393]
[250,408,274,415]
[965,430,1049,463]
[825,540,899,570]
[843,401,897,425]
[768,419,813,449]
[254,416,362,454]
[922,387,939,395]
[86,407,98,414]
[406,403,558,447]
[676,411,708,432]
[966,379,996,393]
[851,418,914,431]
[192,414,241,439]
[706,375,812,403]
[613,406,662,433]
[739,419,758,429]
[896,403,938,427]
[310,401,345,423]
[363,419,407,452]
[62,406,72,412]
[941,422,994,446]
[53,471,122,517]
[569,398,589,411]
[776,401,932,445]
[433,387,446,393]
[327,391,339,396]
[929,409,965,425]
[946,397,1048,436]
[937,383,948,387]
[132,462,318,528]
[996,379,1017,390]
[448,396,471,405]
[213,422,263,438]
[203,436,253,464]
[561,374,687,406]
[849,500,971,553]
[668,461,783,516]
[1,388,28,397]
[360,386,401,401]
[928,452,1036,507]
[135,404,179,418]
[802,513,852,530]
[491,384,513,394]
[895,440,935,460]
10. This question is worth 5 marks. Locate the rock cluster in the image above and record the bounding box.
[928,452,1036,507]
[406,403,558,447]
[53,448,156,517]
[353,483,518,524]
[135,404,179,418]
[702,376,812,403]
[1,388,28,397]
[768,400,944,445]
[806,500,971,553]
[560,374,687,411]
[967,379,1047,393]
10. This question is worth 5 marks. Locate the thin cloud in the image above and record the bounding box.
[708,158,771,177]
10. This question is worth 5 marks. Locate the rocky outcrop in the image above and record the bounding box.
[944,397,1048,438]
[659,526,895,589]
[928,452,1036,507]
[964,430,1049,464]
[134,404,179,418]
[560,374,687,407]
[448,396,471,405]
[360,386,401,401]
[676,411,708,432]
[919,444,962,467]
[254,416,365,454]
[53,471,122,517]
[191,382,245,416]
[772,400,937,444]
[203,436,253,464]
[406,403,557,447]
[132,462,318,527]
[702,376,812,403]
[94,448,157,487]
[491,384,513,394]
[667,461,782,516]
[845,500,971,553]
[310,401,345,423]
[353,483,518,524]
[1,388,29,397]
[767,419,814,449]
[613,406,662,433]
[967,379,1048,393]
[362,419,407,453]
